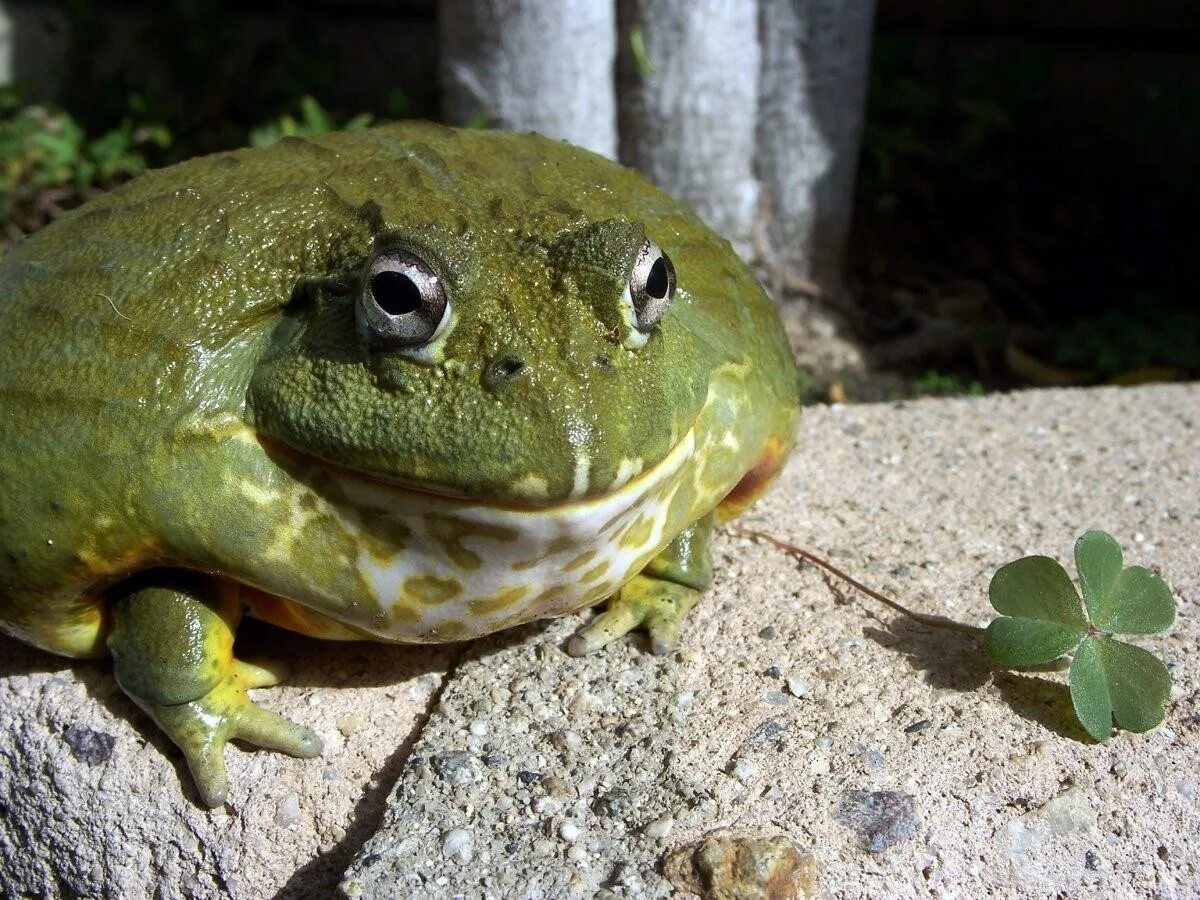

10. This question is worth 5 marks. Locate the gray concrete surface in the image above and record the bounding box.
[0,630,454,898]
[2,384,1196,898]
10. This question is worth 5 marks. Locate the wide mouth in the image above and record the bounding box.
[257,422,700,514]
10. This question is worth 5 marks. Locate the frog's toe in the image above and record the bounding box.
[180,736,231,808]
[232,657,290,689]
[151,668,322,808]
[567,602,643,656]
[567,575,700,657]
[233,703,324,758]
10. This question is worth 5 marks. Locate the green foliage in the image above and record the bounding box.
[985,531,1175,741]
[0,86,376,242]
[0,89,170,238]
[911,371,984,398]
[248,96,372,148]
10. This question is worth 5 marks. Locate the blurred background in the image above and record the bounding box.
[1,0,1196,401]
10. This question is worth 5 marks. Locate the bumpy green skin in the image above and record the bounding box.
[0,123,799,804]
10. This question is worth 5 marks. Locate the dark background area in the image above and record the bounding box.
[3,0,1197,391]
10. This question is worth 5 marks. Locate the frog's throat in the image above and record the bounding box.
[269,415,718,643]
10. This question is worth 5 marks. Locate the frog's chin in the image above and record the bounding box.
[250,424,706,643]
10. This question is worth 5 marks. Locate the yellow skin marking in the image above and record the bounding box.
[389,603,421,624]
[468,585,530,617]
[564,549,598,572]
[618,515,656,552]
[581,562,611,584]
[403,574,464,605]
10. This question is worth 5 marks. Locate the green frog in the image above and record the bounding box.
[0,123,799,806]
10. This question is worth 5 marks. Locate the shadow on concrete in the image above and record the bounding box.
[862,615,991,693]
[991,671,1094,743]
[270,619,561,899]
[862,615,1090,741]
[0,633,75,679]
[272,639,470,900]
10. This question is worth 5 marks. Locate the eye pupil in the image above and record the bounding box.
[645,257,669,299]
[371,271,422,316]
[628,239,676,334]
[357,250,449,352]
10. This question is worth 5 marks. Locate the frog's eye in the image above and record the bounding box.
[628,239,676,333]
[357,251,450,351]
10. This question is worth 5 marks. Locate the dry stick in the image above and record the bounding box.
[734,527,982,637]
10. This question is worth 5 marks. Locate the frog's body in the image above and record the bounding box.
[0,123,798,805]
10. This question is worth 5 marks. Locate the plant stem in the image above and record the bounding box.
[733,527,983,637]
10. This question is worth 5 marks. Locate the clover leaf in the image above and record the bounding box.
[985,530,1175,741]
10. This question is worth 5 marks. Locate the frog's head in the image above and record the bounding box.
[248,201,713,506]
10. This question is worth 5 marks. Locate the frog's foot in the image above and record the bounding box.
[106,574,322,807]
[148,660,322,808]
[567,574,701,657]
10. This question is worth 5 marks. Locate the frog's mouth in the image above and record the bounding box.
[258,420,699,516]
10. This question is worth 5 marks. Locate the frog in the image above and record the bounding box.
[0,122,799,807]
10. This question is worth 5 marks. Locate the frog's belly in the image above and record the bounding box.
[259,427,717,643]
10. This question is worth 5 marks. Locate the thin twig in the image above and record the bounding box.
[733,526,982,637]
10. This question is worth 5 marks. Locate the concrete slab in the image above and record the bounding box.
[2,384,1195,897]
[342,384,1199,898]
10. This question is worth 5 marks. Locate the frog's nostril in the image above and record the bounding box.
[484,353,528,390]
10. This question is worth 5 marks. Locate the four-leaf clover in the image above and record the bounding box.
[985,531,1175,741]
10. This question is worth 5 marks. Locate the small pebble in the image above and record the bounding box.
[433,751,477,787]
[468,720,488,737]
[786,675,810,698]
[1085,849,1101,870]
[441,829,473,863]
[559,822,582,843]
[904,719,932,734]
[859,749,885,771]
[517,770,542,785]
[758,626,776,640]
[731,758,758,782]
[275,793,300,827]
[764,666,782,679]
[567,844,587,862]
[643,814,674,840]
[836,789,919,852]
[337,714,364,737]
[552,729,583,751]
[62,724,116,766]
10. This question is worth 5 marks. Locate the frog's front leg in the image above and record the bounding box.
[568,512,714,657]
[106,573,323,807]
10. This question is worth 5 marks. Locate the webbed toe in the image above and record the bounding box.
[568,574,700,657]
